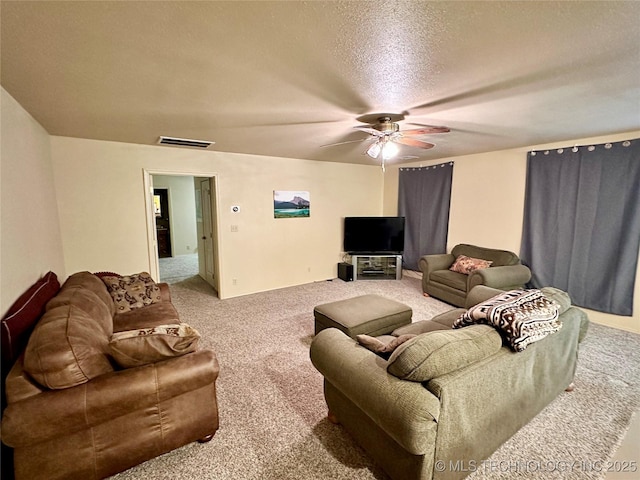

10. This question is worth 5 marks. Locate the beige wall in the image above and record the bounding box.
[50,136,383,299]
[4,84,637,332]
[0,88,66,316]
[152,174,198,256]
[383,130,640,334]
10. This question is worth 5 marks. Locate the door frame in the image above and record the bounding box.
[142,169,222,295]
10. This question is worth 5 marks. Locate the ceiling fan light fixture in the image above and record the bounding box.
[382,141,399,161]
[366,141,382,159]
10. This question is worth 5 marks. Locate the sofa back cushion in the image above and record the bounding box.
[387,325,502,382]
[452,244,520,267]
[24,304,114,389]
[53,271,115,317]
[46,286,113,337]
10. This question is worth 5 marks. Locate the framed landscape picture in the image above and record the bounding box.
[273,190,310,218]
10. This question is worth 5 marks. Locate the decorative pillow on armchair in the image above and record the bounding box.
[449,255,493,274]
[109,323,200,368]
[101,272,161,313]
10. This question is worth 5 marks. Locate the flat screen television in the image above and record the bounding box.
[343,216,405,254]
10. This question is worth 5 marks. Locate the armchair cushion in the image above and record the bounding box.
[387,325,502,381]
[429,269,467,290]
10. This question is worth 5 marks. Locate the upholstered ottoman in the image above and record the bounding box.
[313,294,412,338]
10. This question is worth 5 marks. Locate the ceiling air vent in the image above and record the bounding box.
[158,136,215,149]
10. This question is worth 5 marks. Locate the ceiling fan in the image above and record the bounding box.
[323,114,450,168]
[355,116,450,160]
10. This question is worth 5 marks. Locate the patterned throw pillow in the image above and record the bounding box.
[449,255,493,274]
[453,289,561,352]
[101,272,161,313]
[109,323,200,368]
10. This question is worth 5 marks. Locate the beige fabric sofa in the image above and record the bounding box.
[420,244,532,307]
[1,272,220,480]
[310,286,589,480]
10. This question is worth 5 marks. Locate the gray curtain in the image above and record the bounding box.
[520,139,640,316]
[398,162,453,271]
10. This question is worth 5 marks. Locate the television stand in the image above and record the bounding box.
[352,254,402,280]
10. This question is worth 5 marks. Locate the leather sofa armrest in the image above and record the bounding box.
[4,355,46,404]
[1,349,219,448]
[468,264,532,291]
[310,328,440,456]
[158,282,172,302]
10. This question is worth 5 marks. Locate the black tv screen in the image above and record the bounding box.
[343,217,405,254]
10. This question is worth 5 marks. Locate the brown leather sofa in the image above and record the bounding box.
[1,272,220,480]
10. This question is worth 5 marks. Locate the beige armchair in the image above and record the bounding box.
[419,244,531,307]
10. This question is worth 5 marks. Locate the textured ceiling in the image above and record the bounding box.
[1,1,639,165]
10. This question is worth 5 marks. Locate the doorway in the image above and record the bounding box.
[145,172,220,296]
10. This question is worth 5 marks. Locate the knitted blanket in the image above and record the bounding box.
[453,289,561,352]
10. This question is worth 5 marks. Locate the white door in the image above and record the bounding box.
[199,178,216,290]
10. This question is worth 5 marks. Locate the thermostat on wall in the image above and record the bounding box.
[231,205,240,213]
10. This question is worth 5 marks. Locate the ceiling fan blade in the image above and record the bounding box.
[320,137,369,148]
[354,126,384,136]
[401,125,450,135]
[395,137,435,149]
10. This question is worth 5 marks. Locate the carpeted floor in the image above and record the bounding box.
[159,253,199,284]
[110,275,640,480]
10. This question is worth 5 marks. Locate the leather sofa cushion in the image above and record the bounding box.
[387,325,502,382]
[52,272,116,317]
[46,286,113,337]
[109,324,200,368]
[24,304,114,389]
[113,301,180,332]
